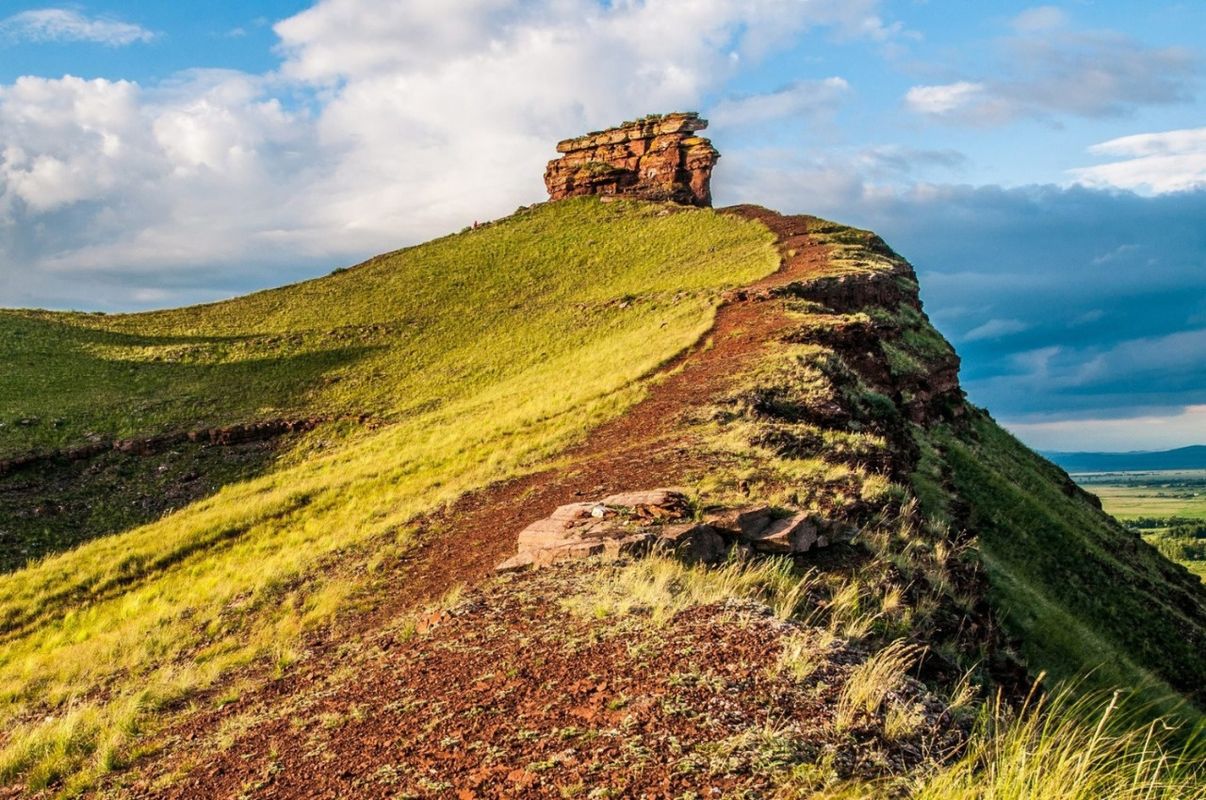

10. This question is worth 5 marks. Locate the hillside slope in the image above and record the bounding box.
[0,200,1202,797]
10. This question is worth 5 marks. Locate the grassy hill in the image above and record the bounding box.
[0,198,1203,797]
[0,198,779,791]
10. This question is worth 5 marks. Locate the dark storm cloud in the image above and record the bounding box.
[851,185,1206,420]
[719,151,1206,427]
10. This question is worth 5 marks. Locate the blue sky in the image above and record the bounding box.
[0,1,1203,451]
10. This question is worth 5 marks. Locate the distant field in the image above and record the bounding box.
[1074,469,1206,580]
[1076,470,1206,521]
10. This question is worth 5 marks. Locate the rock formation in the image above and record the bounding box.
[544,112,719,207]
[496,488,840,572]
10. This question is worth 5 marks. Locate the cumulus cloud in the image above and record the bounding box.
[1070,127,1206,194]
[0,70,326,309]
[905,22,1197,125]
[0,8,154,46]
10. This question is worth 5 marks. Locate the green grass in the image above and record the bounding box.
[0,436,291,573]
[935,414,1206,721]
[0,198,776,457]
[1086,472,1206,523]
[913,687,1206,800]
[0,198,779,793]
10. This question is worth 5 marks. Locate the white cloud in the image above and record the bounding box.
[0,75,152,212]
[904,81,985,115]
[0,8,154,46]
[963,317,1030,342]
[1004,404,1206,451]
[0,70,320,289]
[1070,127,1206,194]
[904,26,1197,125]
[0,0,899,310]
[1010,6,1066,33]
[710,78,850,129]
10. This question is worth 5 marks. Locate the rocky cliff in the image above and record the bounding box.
[544,112,719,206]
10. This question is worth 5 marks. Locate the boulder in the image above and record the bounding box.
[656,523,728,565]
[497,488,692,572]
[706,506,773,539]
[706,506,834,554]
[496,490,838,573]
[746,512,819,554]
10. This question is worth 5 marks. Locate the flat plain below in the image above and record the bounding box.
[1076,469,1206,579]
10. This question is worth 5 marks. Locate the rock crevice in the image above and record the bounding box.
[544,112,718,207]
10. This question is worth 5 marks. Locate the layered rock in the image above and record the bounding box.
[544,113,719,207]
[496,488,841,572]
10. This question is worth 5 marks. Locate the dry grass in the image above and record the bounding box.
[914,688,1206,800]
[570,554,820,625]
[836,639,924,729]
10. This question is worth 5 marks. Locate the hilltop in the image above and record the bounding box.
[0,116,1203,798]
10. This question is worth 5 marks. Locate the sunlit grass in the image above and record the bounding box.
[835,639,923,729]
[569,554,818,625]
[0,198,779,792]
[913,687,1206,800]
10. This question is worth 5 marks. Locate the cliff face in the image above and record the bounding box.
[544,112,719,206]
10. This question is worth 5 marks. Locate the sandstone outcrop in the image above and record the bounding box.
[496,488,839,572]
[544,113,719,207]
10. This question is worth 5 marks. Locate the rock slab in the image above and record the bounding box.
[497,487,839,572]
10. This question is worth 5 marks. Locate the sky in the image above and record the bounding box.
[0,1,1203,452]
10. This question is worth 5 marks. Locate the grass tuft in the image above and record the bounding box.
[915,687,1206,800]
[836,639,923,729]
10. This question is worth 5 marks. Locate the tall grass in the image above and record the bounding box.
[915,687,1206,800]
[572,554,819,624]
[835,639,923,729]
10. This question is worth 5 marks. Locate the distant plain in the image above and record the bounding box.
[1075,469,1206,579]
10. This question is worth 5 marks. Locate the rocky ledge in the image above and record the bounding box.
[496,488,846,572]
[544,112,719,207]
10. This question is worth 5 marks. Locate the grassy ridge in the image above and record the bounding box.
[0,199,779,791]
[0,199,775,457]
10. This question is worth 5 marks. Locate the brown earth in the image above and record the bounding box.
[135,565,959,799]
[93,207,862,799]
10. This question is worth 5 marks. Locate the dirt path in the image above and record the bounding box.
[115,207,831,798]
[383,206,822,608]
